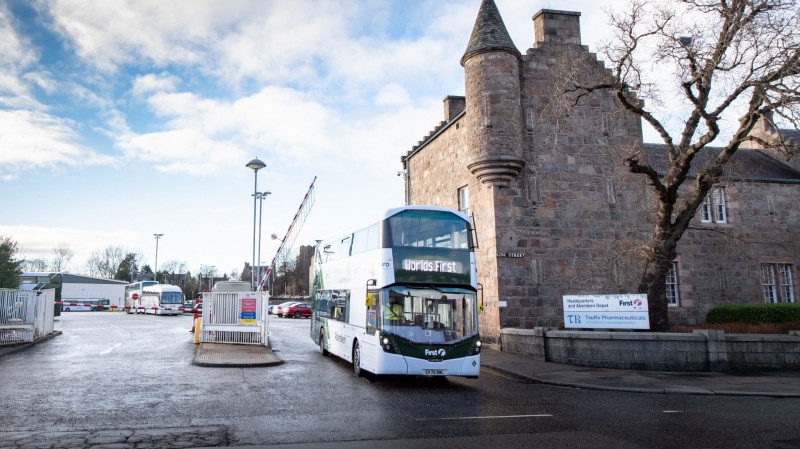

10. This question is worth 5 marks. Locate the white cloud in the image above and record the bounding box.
[0,3,37,70]
[375,83,411,106]
[0,224,140,271]
[0,2,48,110]
[118,86,338,172]
[131,72,180,98]
[41,0,251,72]
[117,128,247,173]
[0,109,116,177]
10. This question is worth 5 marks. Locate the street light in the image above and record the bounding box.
[270,233,284,297]
[208,265,216,291]
[153,233,164,283]
[253,191,271,290]
[246,158,266,289]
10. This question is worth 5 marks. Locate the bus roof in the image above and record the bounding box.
[318,206,469,245]
[383,205,468,221]
[143,284,182,292]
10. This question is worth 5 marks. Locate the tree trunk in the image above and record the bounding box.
[639,244,677,332]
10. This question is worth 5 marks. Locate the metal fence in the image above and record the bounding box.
[0,289,55,344]
[200,291,268,345]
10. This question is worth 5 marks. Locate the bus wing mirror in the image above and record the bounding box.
[365,292,376,307]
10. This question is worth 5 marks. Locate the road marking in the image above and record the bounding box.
[421,414,553,421]
[100,343,122,355]
[662,410,684,413]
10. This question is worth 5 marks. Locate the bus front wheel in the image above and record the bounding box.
[352,341,362,377]
[319,330,328,356]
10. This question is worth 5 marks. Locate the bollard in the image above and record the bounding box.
[193,316,201,344]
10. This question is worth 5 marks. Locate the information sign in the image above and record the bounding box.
[240,297,257,324]
[562,294,649,330]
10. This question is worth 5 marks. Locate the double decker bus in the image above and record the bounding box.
[140,284,184,315]
[310,206,481,378]
[124,281,158,314]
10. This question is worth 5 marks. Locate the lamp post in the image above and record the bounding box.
[208,265,216,291]
[153,233,164,283]
[246,158,266,290]
[253,191,271,290]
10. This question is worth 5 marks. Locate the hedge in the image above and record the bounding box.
[706,303,800,324]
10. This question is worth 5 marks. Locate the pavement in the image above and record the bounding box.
[3,334,798,397]
[190,342,800,398]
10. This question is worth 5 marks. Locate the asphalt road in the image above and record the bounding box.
[0,312,798,449]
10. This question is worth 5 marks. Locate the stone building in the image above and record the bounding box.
[400,1,800,348]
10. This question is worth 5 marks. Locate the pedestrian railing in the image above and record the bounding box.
[200,291,268,345]
[0,289,55,344]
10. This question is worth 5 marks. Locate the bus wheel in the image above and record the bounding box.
[319,330,328,356]
[352,341,362,377]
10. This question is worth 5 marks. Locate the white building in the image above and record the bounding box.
[20,272,128,308]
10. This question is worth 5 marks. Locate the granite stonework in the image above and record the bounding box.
[401,3,800,350]
[501,327,800,372]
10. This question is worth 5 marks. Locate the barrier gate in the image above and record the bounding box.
[200,291,268,345]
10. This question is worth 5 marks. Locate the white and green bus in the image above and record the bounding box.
[311,206,481,378]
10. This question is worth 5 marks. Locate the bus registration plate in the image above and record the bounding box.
[423,369,447,376]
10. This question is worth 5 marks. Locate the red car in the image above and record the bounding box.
[282,303,312,318]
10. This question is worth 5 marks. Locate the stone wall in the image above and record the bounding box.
[501,328,800,372]
[495,39,651,329]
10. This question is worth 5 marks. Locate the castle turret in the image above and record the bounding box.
[461,0,525,186]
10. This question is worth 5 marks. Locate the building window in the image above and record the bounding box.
[666,262,680,307]
[700,187,727,223]
[458,186,469,216]
[762,264,795,303]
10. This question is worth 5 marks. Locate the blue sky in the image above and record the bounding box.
[0,0,615,279]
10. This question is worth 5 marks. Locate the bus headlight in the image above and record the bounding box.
[380,335,396,353]
[472,340,482,354]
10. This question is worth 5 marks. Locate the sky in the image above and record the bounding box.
[0,0,619,279]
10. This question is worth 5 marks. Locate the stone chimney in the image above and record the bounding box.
[533,9,581,45]
[443,96,466,122]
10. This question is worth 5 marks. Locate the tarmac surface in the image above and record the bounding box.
[3,334,799,397]
[189,342,800,398]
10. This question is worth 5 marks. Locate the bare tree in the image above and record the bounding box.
[51,243,74,272]
[85,246,127,279]
[159,260,187,275]
[564,0,800,330]
[23,258,49,272]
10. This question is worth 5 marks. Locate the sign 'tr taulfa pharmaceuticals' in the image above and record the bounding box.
[562,294,650,330]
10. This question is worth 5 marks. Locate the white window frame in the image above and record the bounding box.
[666,262,680,307]
[762,264,795,303]
[457,185,470,217]
[700,187,727,224]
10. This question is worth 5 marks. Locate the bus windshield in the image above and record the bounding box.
[379,286,477,344]
[161,292,183,304]
[386,210,471,249]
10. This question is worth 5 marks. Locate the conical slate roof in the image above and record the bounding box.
[460,0,520,66]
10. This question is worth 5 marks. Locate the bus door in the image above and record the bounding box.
[365,281,379,336]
